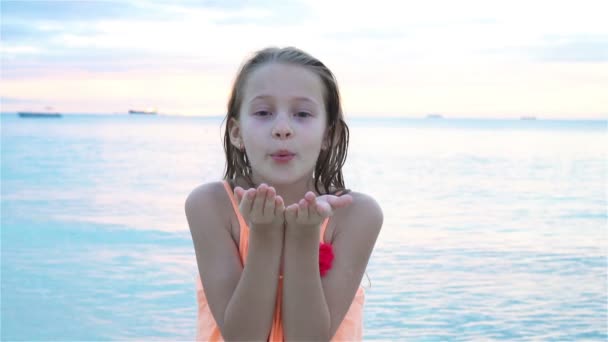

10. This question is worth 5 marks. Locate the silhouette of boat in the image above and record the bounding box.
[520,116,537,120]
[426,114,443,119]
[129,109,157,115]
[18,111,62,118]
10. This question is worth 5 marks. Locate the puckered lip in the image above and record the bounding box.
[270,149,295,156]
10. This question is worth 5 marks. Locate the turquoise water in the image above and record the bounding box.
[1,114,606,340]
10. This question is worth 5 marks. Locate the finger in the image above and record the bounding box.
[328,194,353,209]
[252,184,268,215]
[316,201,333,217]
[234,187,245,204]
[264,186,276,217]
[240,188,256,213]
[305,192,317,213]
[275,196,285,215]
[308,199,324,220]
[298,199,309,221]
[285,203,298,222]
[304,191,316,203]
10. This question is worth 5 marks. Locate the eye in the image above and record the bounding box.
[295,111,312,118]
[254,110,271,117]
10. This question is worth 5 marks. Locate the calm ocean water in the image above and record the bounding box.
[1,113,606,341]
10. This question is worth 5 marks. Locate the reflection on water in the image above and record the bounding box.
[2,115,606,340]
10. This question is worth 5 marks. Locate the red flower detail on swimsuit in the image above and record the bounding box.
[319,242,334,277]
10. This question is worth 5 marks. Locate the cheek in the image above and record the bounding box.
[302,133,325,159]
[242,135,268,163]
[240,122,261,147]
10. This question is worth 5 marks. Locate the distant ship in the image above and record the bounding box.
[520,116,537,120]
[129,109,157,115]
[426,114,444,119]
[18,109,62,118]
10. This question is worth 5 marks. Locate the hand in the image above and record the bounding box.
[285,192,353,228]
[234,183,285,229]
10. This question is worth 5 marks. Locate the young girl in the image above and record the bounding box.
[185,47,383,341]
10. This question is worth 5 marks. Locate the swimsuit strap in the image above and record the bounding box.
[222,181,249,263]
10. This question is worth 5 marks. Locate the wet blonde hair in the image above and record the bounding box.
[222,46,350,195]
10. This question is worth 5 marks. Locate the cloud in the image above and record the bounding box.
[1,96,45,105]
[1,0,607,117]
[1,0,315,74]
[1,0,160,21]
[3,0,607,67]
[535,35,608,62]
[479,34,608,64]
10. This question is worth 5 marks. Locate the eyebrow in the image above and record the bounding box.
[249,95,319,105]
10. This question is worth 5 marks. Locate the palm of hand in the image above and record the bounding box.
[234,184,353,228]
[234,184,285,228]
[285,192,353,226]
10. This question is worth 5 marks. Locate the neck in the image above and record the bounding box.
[272,178,316,207]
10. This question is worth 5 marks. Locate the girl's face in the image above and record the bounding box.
[229,63,327,186]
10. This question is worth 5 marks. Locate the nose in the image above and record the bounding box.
[272,117,293,139]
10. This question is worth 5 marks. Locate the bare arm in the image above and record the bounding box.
[283,220,330,340]
[186,183,285,341]
[282,192,383,341]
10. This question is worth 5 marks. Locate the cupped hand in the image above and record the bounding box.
[285,192,353,227]
[234,183,285,229]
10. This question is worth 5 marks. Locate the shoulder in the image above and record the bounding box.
[347,191,383,220]
[339,191,383,227]
[184,181,231,233]
[333,191,383,240]
[185,181,227,210]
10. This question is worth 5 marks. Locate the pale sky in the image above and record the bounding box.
[1,0,607,119]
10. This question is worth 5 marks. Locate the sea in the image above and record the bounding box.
[1,113,606,341]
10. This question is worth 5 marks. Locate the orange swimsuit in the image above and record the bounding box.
[195,181,365,341]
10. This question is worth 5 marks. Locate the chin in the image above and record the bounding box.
[261,175,299,186]
[255,170,310,187]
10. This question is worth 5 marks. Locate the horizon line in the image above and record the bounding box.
[2,112,606,121]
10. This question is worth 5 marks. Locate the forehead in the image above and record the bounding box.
[243,63,325,105]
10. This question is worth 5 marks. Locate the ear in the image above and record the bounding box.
[228,118,243,149]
